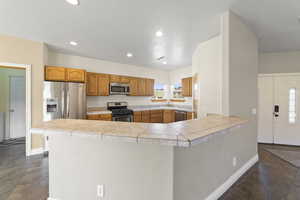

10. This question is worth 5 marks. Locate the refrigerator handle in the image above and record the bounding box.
[61,86,65,118]
[67,85,70,118]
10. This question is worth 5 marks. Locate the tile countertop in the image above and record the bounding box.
[87,105,193,115]
[31,115,247,147]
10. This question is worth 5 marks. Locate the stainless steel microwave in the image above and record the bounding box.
[110,83,130,95]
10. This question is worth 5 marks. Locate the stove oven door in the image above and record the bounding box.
[112,115,133,122]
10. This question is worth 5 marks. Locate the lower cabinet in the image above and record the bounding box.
[133,111,142,122]
[163,110,175,123]
[150,110,163,123]
[141,111,151,123]
[187,112,194,120]
[87,114,112,121]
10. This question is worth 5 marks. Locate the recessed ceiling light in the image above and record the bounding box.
[70,41,78,46]
[65,0,80,5]
[126,53,133,58]
[156,30,163,37]
[163,61,167,65]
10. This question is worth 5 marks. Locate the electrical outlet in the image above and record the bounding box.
[97,184,104,199]
[233,157,237,167]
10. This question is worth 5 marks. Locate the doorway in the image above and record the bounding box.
[0,63,31,156]
[258,73,300,145]
[9,76,26,138]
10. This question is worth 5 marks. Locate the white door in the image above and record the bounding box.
[9,76,26,138]
[258,76,274,143]
[273,76,300,145]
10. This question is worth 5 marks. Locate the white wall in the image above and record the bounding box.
[192,36,222,117]
[168,66,192,85]
[48,52,170,107]
[259,51,300,74]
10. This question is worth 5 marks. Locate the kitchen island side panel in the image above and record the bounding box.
[48,134,173,200]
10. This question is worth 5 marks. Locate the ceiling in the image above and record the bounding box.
[0,0,300,70]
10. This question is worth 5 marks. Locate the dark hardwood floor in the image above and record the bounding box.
[0,144,48,200]
[1,143,300,200]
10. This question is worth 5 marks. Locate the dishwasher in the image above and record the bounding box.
[175,111,187,122]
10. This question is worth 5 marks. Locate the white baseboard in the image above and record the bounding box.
[47,198,60,200]
[28,147,44,156]
[205,154,259,200]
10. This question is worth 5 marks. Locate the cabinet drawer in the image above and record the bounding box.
[87,114,100,120]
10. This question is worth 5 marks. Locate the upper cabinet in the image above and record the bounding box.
[86,73,99,96]
[45,66,86,83]
[98,74,110,96]
[45,66,66,81]
[86,73,109,96]
[66,68,86,82]
[87,72,154,97]
[182,77,192,97]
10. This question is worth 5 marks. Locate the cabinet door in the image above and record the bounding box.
[86,73,98,96]
[98,74,110,96]
[129,78,138,96]
[120,76,130,83]
[182,78,189,97]
[163,110,175,123]
[145,79,154,96]
[133,111,142,122]
[99,114,112,121]
[187,112,193,120]
[150,110,163,123]
[45,66,66,81]
[141,111,150,123]
[66,68,86,82]
[110,75,121,83]
[188,77,193,97]
[138,79,146,96]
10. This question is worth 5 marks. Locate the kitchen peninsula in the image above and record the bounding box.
[32,115,251,200]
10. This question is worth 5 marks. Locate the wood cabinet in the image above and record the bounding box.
[66,68,86,82]
[86,73,99,96]
[145,79,154,96]
[187,112,193,120]
[110,75,130,83]
[133,111,142,122]
[182,77,192,97]
[129,78,139,96]
[45,66,86,82]
[87,73,110,96]
[150,110,163,123]
[45,66,66,81]
[163,110,175,123]
[138,79,146,96]
[98,74,110,96]
[87,114,112,121]
[141,111,151,123]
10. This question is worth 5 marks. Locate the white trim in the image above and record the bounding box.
[47,198,60,200]
[205,154,259,200]
[259,73,300,77]
[29,147,44,156]
[0,63,32,157]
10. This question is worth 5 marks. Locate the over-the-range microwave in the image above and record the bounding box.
[110,83,130,95]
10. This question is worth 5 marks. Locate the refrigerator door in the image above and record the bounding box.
[43,81,65,121]
[65,83,86,119]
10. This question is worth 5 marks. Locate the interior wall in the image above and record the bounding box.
[0,34,45,150]
[48,52,171,107]
[0,68,26,139]
[259,51,300,74]
[222,10,258,178]
[192,35,222,118]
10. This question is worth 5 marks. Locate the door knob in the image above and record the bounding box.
[9,109,14,112]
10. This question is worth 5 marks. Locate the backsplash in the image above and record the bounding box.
[87,96,192,108]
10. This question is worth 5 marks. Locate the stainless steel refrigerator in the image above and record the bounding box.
[43,81,86,121]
